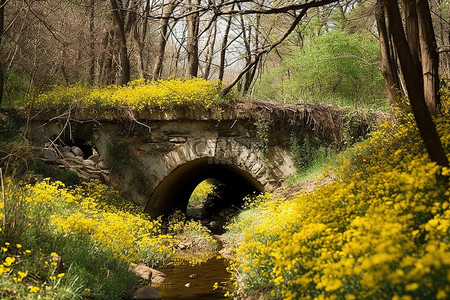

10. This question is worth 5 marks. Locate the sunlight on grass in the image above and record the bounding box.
[0,179,217,298]
[226,92,450,299]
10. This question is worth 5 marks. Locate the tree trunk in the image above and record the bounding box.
[417,0,440,115]
[239,9,252,93]
[244,14,261,94]
[403,0,420,59]
[134,0,151,79]
[110,0,130,84]
[222,9,308,95]
[375,0,401,105]
[203,20,217,79]
[384,0,448,167]
[218,12,233,82]
[0,0,5,105]
[89,0,96,85]
[153,0,179,80]
[99,29,115,85]
[186,0,200,77]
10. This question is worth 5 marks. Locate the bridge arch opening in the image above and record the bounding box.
[145,157,264,218]
[186,179,219,219]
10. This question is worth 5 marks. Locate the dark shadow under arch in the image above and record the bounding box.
[145,157,264,218]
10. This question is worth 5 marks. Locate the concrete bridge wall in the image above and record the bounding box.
[25,101,379,216]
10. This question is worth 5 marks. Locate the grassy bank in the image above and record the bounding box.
[0,179,217,299]
[226,96,450,299]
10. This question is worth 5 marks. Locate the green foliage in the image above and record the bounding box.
[254,30,387,109]
[59,170,80,187]
[227,95,450,299]
[291,134,316,170]
[106,140,131,167]
[255,121,270,156]
[30,161,80,187]
[2,69,29,107]
[0,114,36,177]
[0,180,138,299]
[288,133,336,184]
[0,178,220,298]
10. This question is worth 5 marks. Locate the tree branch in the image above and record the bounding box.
[222,8,308,95]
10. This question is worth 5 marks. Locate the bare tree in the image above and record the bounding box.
[110,0,131,84]
[222,8,311,95]
[218,11,233,82]
[0,0,5,105]
[375,0,401,106]
[153,0,180,80]
[89,0,96,85]
[186,0,200,77]
[430,0,450,76]
[203,18,216,79]
[133,0,151,79]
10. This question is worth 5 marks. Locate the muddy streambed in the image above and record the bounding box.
[156,255,230,299]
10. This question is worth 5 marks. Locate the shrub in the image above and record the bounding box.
[254,30,386,109]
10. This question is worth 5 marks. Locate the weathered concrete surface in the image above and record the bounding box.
[22,100,381,216]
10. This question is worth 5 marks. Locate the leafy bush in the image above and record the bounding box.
[2,69,29,107]
[106,140,131,168]
[228,100,450,299]
[254,30,387,109]
[17,78,223,111]
[0,112,36,177]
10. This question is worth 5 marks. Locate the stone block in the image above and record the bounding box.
[71,146,83,156]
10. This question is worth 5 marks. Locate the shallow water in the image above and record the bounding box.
[156,256,230,300]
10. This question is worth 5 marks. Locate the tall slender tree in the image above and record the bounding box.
[110,0,131,84]
[89,0,96,85]
[375,0,401,106]
[218,11,233,82]
[0,0,5,105]
[381,0,448,167]
[186,0,200,77]
[153,0,179,80]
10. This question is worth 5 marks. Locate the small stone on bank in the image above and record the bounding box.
[63,151,75,159]
[62,146,71,152]
[98,161,108,170]
[88,154,100,164]
[43,149,57,161]
[71,146,83,156]
[83,159,96,167]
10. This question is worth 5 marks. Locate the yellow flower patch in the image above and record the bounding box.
[19,78,223,111]
[230,97,450,299]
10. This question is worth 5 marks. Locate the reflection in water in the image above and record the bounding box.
[157,256,230,300]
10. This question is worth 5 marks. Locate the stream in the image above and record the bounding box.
[156,255,230,299]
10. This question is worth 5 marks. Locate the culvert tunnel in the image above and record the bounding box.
[145,157,264,218]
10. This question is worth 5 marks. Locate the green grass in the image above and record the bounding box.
[0,181,139,299]
[286,142,337,186]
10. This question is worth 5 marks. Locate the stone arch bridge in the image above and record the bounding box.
[25,101,377,217]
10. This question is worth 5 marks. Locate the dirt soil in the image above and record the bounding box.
[274,174,334,200]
